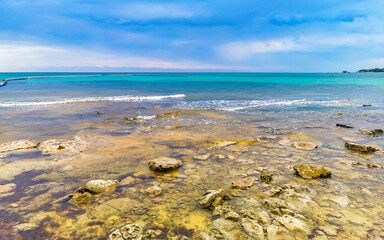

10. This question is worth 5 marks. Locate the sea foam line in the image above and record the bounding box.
[0,94,185,107]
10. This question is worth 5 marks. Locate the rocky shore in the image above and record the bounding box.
[0,108,383,239]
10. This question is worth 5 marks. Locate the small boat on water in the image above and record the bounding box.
[0,80,7,87]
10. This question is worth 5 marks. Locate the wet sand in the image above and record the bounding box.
[0,104,383,240]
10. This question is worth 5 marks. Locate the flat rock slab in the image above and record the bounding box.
[294,165,332,179]
[232,179,255,189]
[345,142,379,153]
[0,140,38,153]
[148,157,182,172]
[276,215,311,234]
[292,141,318,150]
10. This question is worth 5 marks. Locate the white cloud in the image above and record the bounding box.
[0,42,222,71]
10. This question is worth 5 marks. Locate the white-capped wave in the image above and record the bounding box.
[0,94,185,107]
[175,99,355,111]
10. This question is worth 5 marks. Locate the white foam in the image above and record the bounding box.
[0,94,185,107]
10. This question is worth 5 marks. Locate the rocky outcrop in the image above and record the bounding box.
[293,165,332,179]
[345,142,379,153]
[0,140,38,153]
[359,129,383,135]
[38,136,86,154]
[108,224,143,240]
[292,141,318,150]
[241,218,265,239]
[84,179,119,194]
[199,189,227,208]
[148,157,182,172]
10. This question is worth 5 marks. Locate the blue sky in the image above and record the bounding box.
[0,0,383,72]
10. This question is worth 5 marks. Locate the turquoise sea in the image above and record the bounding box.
[1,73,384,111]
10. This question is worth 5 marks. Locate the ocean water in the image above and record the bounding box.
[1,72,384,111]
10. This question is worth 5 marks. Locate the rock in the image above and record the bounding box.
[211,218,237,239]
[25,213,49,224]
[199,189,226,208]
[263,198,288,209]
[90,198,145,220]
[292,141,318,150]
[330,196,350,208]
[267,224,295,240]
[156,111,180,119]
[359,129,383,135]
[120,176,135,186]
[363,104,371,107]
[232,178,254,189]
[84,180,119,194]
[0,140,38,153]
[214,155,226,159]
[319,226,338,236]
[145,229,162,238]
[276,215,311,234]
[69,188,93,205]
[260,172,273,183]
[224,211,240,221]
[0,183,16,199]
[194,153,211,160]
[269,186,283,196]
[293,165,332,179]
[214,140,237,147]
[148,157,182,172]
[241,218,265,239]
[13,223,39,232]
[108,224,143,240]
[38,136,86,154]
[336,123,354,128]
[367,163,379,168]
[213,205,239,221]
[345,142,379,153]
[145,186,162,196]
[96,111,104,114]
[60,165,74,173]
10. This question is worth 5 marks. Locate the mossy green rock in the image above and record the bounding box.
[293,165,332,179]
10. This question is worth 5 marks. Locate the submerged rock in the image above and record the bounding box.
[148,157,182,172]
[38,136,86,154]
[336,123,354,128]
[0,183,16,199]
[69,188,92,205]
[260,172,273,183]
[0,140,38,153]
[276,215,311,234]
[84,179,119,194]
[155,111,180,119]
[292,141,318,150]
[359,129,383,135]
[345,142,379,153]
[267,224,295,240]
[145,186,162,196]
[194,153,211,160]
[241,218,265,239]
[232,178,255,189]
[120,176,135,186]
[108,224,143,240]
[330,196,350,208]
[214,140,237,147]
[13,223,39,232]
[293,165,332,179]
[199,189,226,208]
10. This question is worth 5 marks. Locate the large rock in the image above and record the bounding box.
[108,224,143,240]
[148,157,182,172]
[84,179,119,194]
[0,183,16,199]
[232,178,254,189]
[293,165,332,179]
[199,189,226,208]
[69,188,92,205]
[345,142,379,153]
[0,140,38,153]
[292,141,318,150]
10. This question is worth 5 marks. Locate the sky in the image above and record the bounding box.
[0,0,384,72]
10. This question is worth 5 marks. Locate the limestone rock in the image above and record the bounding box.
[120,176,135,186]
[84,179,119,194]
[293,165,332,179]
[241,209,271,226]
[69,188,93,205]
[359,129,383,135]
[108,224,143,240]
[38,136,86,154]
[292,141,318,150]
[276,215,311,234]
[260,172,273,183]
[345,142,379,153]
[145,186,162,196]
[0,140,38,153]
[224,211,240,221]
[148,157,182,172]
[0,183,16,199]
[319,226,339,236]
[241,218,265,239]
[232,178,254,189]
[267,224,295,240]
[263,198,288,209]
[199,189,226,208]
[330,196,350,208]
